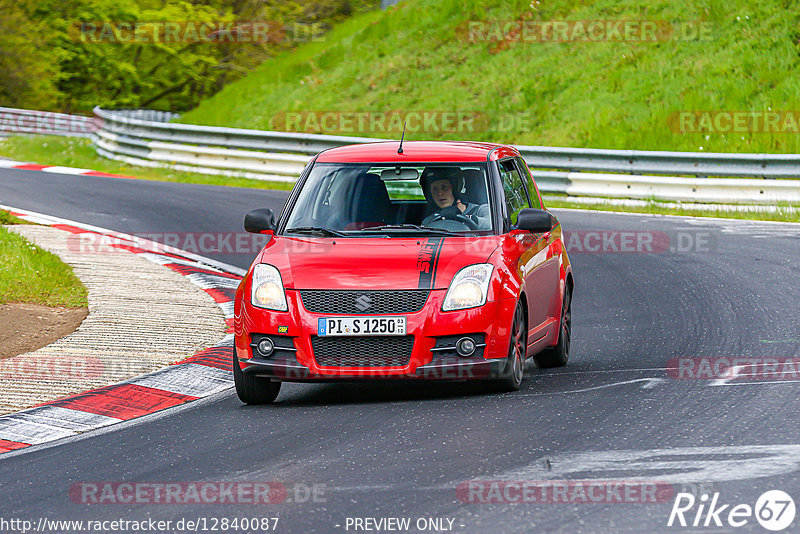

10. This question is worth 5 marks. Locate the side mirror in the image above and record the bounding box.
[516,208,555,233]
[244,208,276,234]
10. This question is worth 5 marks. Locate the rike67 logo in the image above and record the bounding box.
[668,490,796,531]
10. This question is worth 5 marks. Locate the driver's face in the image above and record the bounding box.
[430,179,454,209]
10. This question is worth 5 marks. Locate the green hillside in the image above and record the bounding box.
[180,0,800,153]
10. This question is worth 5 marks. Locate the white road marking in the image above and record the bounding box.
[520,377,667,396]
[128,364,232,398]
[39,166,93,175]
[493,445,800,484]
[0,418,77,445]
[0,406,122,445]
[708,364,748,386]
[640,378,667,389]
[219,301,234,318]
[535,367,673,376]
[186,272,241,290]
[711,380,800,387]
[140,252,228,273]
[0,159,28,168]
[7,406,122,432]
[707,363,800,387]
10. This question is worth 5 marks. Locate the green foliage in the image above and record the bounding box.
[0,0,62,109]
[181,0,800,154]
[0,0,378,113]
[0,224,88,307]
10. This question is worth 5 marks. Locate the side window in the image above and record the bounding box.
[516,157,543,209]
[499,159,530,225]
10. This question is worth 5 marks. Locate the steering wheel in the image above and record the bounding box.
[427,213,481,231]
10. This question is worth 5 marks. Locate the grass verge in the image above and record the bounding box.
[0,136,295,191]
[545,197,800,223]
[0,211,88,307]
[0,210,29,225]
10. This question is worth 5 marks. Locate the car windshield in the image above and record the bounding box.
[283,163,493,235]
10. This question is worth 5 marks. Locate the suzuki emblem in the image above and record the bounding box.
[354,294,373,311]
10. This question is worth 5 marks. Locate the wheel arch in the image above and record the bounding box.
[518,290,529,328]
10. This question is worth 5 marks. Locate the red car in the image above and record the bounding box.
[233,141,573,403]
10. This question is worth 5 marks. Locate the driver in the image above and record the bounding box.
[420,167,490,228]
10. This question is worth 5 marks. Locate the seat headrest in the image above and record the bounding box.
[461,168,488,205]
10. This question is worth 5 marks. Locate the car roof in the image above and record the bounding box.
[314,141,520,163]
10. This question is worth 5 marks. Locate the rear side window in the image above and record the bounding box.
[499,159,530,225]
[516,157,543,209]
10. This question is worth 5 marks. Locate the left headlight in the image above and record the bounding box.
[442,264,494,311]
[251,263,288,311]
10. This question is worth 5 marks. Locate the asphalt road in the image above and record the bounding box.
[2,168,800,533]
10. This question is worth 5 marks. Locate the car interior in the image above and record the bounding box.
[290,165,491,232]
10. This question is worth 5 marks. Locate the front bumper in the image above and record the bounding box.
[235,289,516,381]
[241,354,508,382]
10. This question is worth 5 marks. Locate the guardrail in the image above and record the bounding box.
[89,107,800,203]
[0,107,96,137]
[93,107,381,182]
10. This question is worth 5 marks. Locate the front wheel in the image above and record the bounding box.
[233,348,281,404]
[490,300,527,392]
[534,284,572,368]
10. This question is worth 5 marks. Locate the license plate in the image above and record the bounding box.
[317,317,406,336]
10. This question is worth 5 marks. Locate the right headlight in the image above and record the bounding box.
[250,263,288,311]
[442,263,494,311]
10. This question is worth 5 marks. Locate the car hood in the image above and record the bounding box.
[256,235,501,290]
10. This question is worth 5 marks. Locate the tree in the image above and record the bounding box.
[0,0,62,109]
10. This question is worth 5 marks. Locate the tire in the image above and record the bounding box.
[534,284,572,368]
[490,300,527,392]
[233,347,281,404]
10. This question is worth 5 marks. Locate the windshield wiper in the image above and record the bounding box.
[357,224,457,236]
[285,226,348,237]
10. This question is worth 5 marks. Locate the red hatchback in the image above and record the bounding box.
[233,141,573,403]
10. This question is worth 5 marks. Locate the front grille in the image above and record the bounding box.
[299,290,429,315]
[312,336,414,367]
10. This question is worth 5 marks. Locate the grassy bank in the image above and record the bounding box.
[0,136,294,191]
[180,0,800,154]
[0,211,88,307]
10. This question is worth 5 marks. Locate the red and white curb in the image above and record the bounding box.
[0,158,132,179]
[0,206,245,455]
